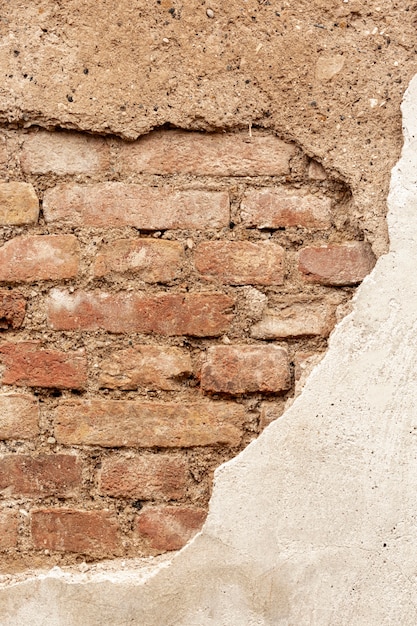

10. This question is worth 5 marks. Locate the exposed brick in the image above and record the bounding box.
[194,241,285,285]
[135,506,206,552]
[47,290,234,336]
[259,401,285,430]
[201,345,290,395]
[0,510,19,550]
[21,131,110,175]
[0,290,26,329]
[299,242,376,285]
[54,400,245,447]
[99,454,188,500]
[308,160,327,181]
[0,455,81,497]
[294,351,324,382]
[0,235,80,283]
[117,130,296,176]
[0,182,39,226]
[0,342,87,389]
[31,509,122,557]
[99,346,192,390]
[251,302,334,339]
[240,188,332,229]
[93,239,184,282]
[43,183,229,230]
[0,393,39,440]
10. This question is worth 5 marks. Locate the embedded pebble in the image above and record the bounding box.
[206,9,214,18]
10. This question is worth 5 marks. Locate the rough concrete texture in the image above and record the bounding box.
[1,67,417,626]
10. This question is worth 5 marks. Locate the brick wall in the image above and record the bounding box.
[0,128,375,570]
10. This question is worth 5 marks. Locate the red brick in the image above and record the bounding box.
[251,302,334,339]
[43,183,229,229]
[299,242,376,285]
[0,290,26,329]
[21,131,110,175]
[194,241,284,285]
[0,235,80,283]
[99,345,192,390]
[0,455,81,497]
[54,400,245,447]
[0,182,39,225]
[0,510,19,550]
[0,393,39,440]
[99,454,188,500]
[31,509,122,557]
[135,506,206,552]
[47,290,234,336]
[117,130,296,176]
[0,342,87,389]
[93,239,184,281]
[240,188,332,229]
[201,345,290,395]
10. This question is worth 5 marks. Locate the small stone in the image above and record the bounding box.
[162,38,169,43]
[206,8,214,18]
[47,437,56,444]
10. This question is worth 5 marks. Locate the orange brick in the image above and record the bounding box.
[99,454,188,500]
[201,345,291,394]
[0,393,39,440]
[99,346,192,390]
[47,290,234,336]
[241,188,332,229]
[21,131,110,175]
[194,241,285,285]
[135,506,206,552]
[0,342,87,389]
[0,290,26,329]
[54,400,245,447]
[0,510,19,550]
[0,235,79,283]
[299,242,376,285]
[43,183,229,229]
[0,455,81,497]
[117,130,296,176]
[0,182,39,225]
[31,509,122,557]
[93,238,184,281]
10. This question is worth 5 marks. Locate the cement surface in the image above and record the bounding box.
[1,70,417,626]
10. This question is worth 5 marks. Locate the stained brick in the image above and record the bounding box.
[54,400,245,448]
[117,130,296,176]
[47,290,234,336]
[194,241,285,285]
[99,455,188,500]
[135,506,206,552]
[93,239,184,282]
[0,342,87,389]
[299,242,376,285]
[0,235,80,283]
[43,183,229,229]
[0,393,39,440]
[0,510,19,550]
[0,182,39,225]
[99,345,192,390]
[0,455,81,497]
[251,302,334,339]
[240,188,332,229]
[201,345,291,395]
[0,290,26,329]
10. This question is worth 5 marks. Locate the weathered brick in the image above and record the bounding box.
[0,235,80,283]
[31,509,122,556]
[117,130,296,176]
[135,506,206,552]
[99,455,188,500]
[299,242,376,285]
[0,290,26,329]
[43,183,229,229]
[99,346,192,390]
[201,345,291,395]
[251,302,334,339]
[0,182,39,225]
[47,290,234,336]
[0,393,39,440]
[294,351,323,382]
[94,239,184,281]
[0,342,87,389]
[21,131,110,175]
[240,188,332,229]
[0,455,81,497]
[0,510,19,550]
[194,241,285,285]
[259,401,285,430]
[54,400,244,447]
